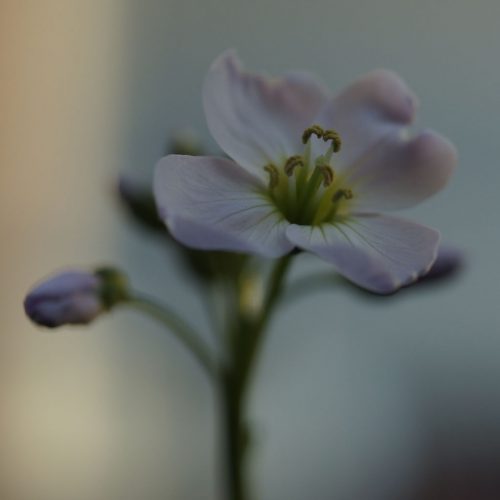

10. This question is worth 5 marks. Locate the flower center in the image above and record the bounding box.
[262,125,354,226]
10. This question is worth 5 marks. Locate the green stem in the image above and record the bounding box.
[221,366,247,500]
[117,256,292,500]
[221,254,293,500]
[240,254,293,393]
[124,294,215,377]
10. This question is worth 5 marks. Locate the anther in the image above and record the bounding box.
[322,129,342,152]
[264,164,280,189]
[302,125,324,144]
[284,155,304,176]
[318,165,335,187]
[332,188,353,202]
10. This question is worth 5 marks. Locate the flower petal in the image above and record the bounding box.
[154,155,293,257]
[203,50,330,180]
[286,214,440,294]
[418,244,464,283]
[344,129,457,211]
[311,69,418,167]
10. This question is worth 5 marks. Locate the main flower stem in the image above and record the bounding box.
[117,260,292,500]
[220,364,247,500]
[221,255,293,500]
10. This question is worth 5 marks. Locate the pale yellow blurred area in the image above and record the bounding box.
[0,2,128,499]
[1,5,214,499]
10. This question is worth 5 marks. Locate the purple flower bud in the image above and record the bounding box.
[24,271,104,328]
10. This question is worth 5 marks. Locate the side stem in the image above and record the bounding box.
[125,294,214,377]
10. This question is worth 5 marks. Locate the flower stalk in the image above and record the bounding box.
[125,294,215,377]
[220,255,293,500]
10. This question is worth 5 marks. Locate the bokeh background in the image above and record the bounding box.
[2,1,500,499]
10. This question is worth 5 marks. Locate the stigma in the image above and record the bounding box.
[262,125,354,225]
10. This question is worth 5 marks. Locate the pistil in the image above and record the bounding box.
[300,124,324,184]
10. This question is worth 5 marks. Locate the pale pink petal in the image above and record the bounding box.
[311,69,418,167]
[344,130,457,211]
[203,50,330,180]
[418,244,464,283]
[286,214,440,294]
[154,155,293,257]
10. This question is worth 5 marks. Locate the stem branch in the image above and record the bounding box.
[125,294,215,377]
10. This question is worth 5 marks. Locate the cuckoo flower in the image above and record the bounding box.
[154,52,456,293]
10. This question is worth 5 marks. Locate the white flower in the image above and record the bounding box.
[154,51,457,293]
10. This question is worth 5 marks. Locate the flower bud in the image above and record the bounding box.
[167,128,203,156]
[117,175,165,232]
[24,267,129,328]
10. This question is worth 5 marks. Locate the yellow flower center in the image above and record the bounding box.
[262,125,354,226]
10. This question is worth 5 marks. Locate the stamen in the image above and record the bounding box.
[262,125,352,225]
[302,125,324,144]
[297,156,331,223]
[284,155,304,176]
[264,164,280,189]
[318,165,335,187]
[332,188,353,202]
[322,129,342,153]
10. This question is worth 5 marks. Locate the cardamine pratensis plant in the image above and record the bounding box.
[24,51,460,500]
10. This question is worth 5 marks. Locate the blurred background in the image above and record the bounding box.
[1,1,500,499]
